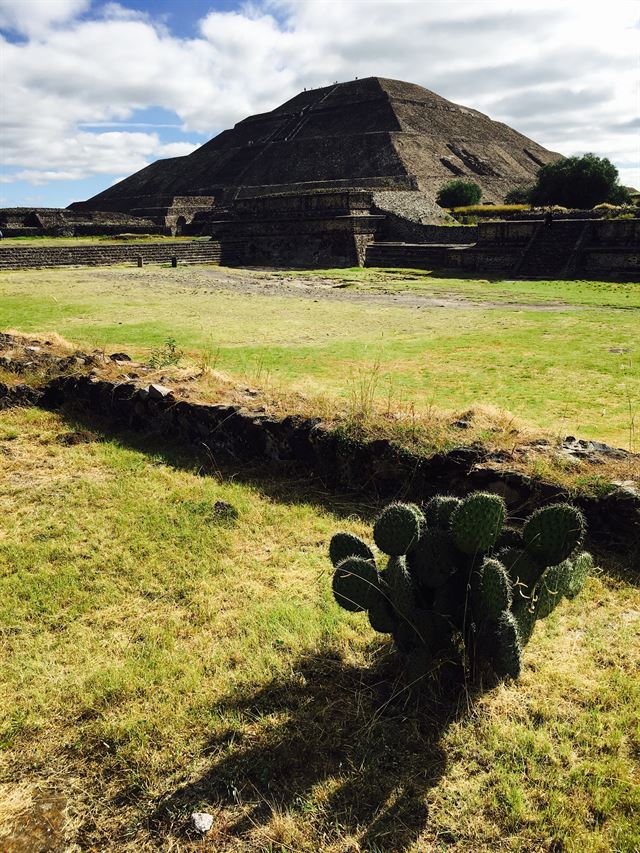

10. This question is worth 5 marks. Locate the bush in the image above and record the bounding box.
[530,153,630,209]
[504,186,532,204]
[436,180,482,208]
[328,495,592,683]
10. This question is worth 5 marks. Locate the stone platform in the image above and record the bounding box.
[365,219,640,278]
[0,240,225,270]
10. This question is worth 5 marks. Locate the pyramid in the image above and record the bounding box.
[70,77,560,213]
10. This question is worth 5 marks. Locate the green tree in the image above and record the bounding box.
[504,186,532,204]
[436,179,482,208]
[530,153,629,208]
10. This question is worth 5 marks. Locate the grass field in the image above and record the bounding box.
[1,406,638,851]
[0,265,639,448]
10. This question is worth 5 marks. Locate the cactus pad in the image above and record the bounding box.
[373,502,422,556]
[329,532,375,568]
[332,556,379,612]
[498,547,544,593]
[473,558,512,620]
[523,503,585,566]
[382,555,415,617]
[425,495,462,530]
[407,528,458,588]
[533,561,569,619]
[368,591,396,633]
[512,599,537,644]
[489,611,522,679]
[451,492,506,555]
[496,525,523,550]
[564,551,593,599]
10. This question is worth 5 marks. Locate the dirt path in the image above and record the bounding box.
[100,266,584,312]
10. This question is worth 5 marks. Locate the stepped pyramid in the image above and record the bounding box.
[71,77,560,213]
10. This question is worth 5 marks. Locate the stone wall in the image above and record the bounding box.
[10,374,633,552]
[208,191,383,267]
[0,240,222,270]
[366,219,640,278]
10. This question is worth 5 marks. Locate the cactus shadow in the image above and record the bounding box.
[149,649,474,851]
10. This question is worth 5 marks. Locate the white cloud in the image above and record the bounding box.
[0,0,638,201]
[0,0,90,38]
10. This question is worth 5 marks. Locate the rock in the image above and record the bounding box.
[611,480,640,498]
[109,352,131,362]
[559,436,631,462]
[191,812,214,834]
[55,430,95,446]
[148,383,173,400]
[211,501,239,521]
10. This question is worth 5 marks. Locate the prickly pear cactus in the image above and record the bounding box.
[522,503,585,566]
[451,492,506,555]
[332,556,379,612]
[328,492,593,685]
[373,502,422,556]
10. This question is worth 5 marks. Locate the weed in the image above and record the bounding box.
[148,337,183,368]
[345,355,384,425]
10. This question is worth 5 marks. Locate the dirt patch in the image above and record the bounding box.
[0,783,69,853]
[127,266,577,311]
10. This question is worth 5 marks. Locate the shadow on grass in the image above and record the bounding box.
[52,405,640,580]
[148,648,473,851]
[55,406,383,522]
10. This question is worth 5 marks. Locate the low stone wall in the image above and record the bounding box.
[0,240,222,270]
[366,219,640,278]
[13,374,635,552]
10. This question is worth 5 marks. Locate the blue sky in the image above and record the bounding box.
[1,0,638,209]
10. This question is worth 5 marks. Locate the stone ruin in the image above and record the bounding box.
[71,77,559,213]
[1,77,637,274]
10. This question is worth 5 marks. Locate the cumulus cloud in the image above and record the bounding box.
[0,0,90,38]
[0,0,638,202]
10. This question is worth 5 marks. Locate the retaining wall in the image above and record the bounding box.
[14,374,636,552]
[0,240,222,270]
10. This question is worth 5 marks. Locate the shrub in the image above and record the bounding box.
[328,495,592,683]
[504,186,532,204]
[436,180,482,208]
[529,153,630,209]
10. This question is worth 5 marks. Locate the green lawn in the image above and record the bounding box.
[1,265,638,447]
[1,407,638,851]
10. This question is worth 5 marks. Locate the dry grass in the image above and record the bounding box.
[1,265,638,450]
[0,406,638,852]
[2,330,638,493]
